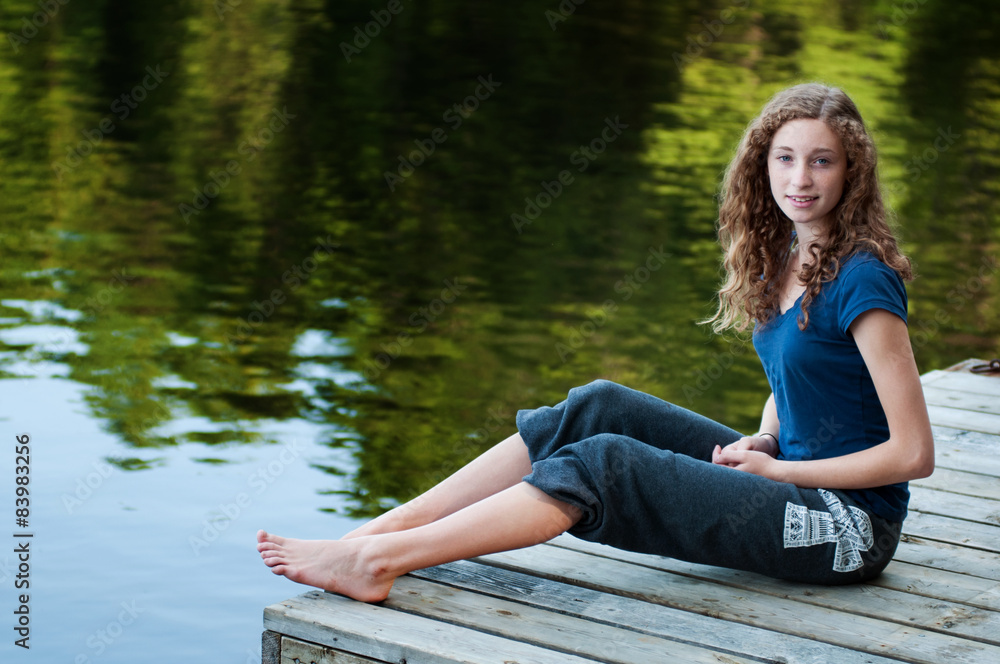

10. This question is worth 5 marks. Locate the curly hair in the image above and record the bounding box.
[705,83,913,333]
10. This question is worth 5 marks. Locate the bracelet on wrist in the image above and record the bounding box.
[757,432,778,446]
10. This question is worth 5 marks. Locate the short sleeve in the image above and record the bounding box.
[837,255,908,336]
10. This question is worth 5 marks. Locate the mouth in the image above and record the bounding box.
[787,195,818,208]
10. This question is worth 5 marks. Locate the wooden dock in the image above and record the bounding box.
[262,360,1000,664]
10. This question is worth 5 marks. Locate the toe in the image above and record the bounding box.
[261,531,287,546]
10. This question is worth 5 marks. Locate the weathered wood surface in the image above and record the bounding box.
[280,635,384,664]
[921,369,1000,433]
[264,589,600,664]
[264,365,1000,663]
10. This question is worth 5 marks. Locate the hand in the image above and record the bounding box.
[712,435,781,479]
[715,434,779,459]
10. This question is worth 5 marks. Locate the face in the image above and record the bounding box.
[767,118,847,236]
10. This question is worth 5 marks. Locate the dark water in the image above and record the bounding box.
[0,0,997,661]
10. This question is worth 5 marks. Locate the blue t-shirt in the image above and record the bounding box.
[752,251,909,522]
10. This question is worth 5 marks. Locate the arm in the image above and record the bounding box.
[712,392,780,461]
[715,309,935,488]
[759,392,780,444]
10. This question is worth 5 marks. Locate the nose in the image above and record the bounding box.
[791,162,812,189]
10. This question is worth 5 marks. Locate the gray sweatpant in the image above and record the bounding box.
[517,379,902,584]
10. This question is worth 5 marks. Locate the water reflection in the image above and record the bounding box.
[0,0,997,520]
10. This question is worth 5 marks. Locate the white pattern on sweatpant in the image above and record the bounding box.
[782,488,875,573]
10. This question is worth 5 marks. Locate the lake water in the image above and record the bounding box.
[0,0,998,661]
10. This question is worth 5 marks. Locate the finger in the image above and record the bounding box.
[716,448,746,465]
[714,445,736,465]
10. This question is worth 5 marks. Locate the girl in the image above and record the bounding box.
[257,83,934,601]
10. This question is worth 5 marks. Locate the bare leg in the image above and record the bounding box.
[258,481,580,602]
[342,431,532,539]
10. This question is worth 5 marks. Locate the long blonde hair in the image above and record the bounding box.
[706,83,913,333]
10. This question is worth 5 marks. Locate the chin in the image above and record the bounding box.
[786,209,833,227]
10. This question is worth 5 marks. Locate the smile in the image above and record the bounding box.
[788,196,817,202]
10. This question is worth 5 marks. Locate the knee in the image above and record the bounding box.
[572,379,629,406]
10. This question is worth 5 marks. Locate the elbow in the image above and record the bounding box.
[907,437,935,480]
[910,456,934,480]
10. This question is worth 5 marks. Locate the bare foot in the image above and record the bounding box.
[256,530,394,602]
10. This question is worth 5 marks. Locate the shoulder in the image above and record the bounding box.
[830,251,908,334]
[838,250,900,278]
[834,251,907,293]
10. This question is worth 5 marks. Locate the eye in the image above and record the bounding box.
[815,158,830,165]
[776,155,791,162]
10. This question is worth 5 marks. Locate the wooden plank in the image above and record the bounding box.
[894,535,1000,581]
[282,636,385,664]
[263,630,280,664]
[922,371,1000,398]
[932,425,1000,452]
[870,561,1000,613]
[934,445,1000,478]
[474,544,1000,664]
[914,467,1000,501]
[903,511,1000,552]
[931,425,1000,476]
[924,385,1000,416]
[909,485,1000,524]
[414,560,908,664]
[524,534,1000,616]
[547,536,1000,646]
[926,404,1000,435]
[385,574,760,664]
[263,591,597,664]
